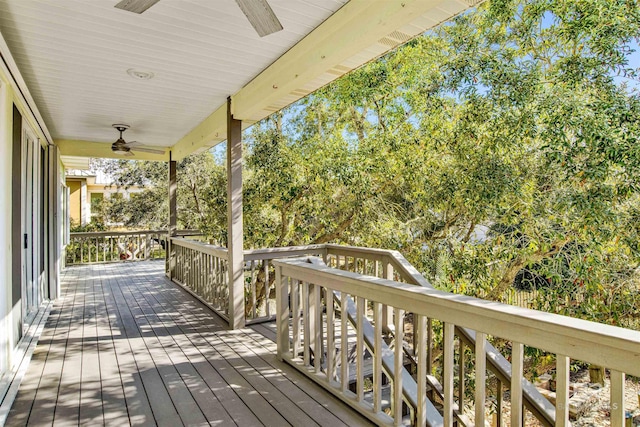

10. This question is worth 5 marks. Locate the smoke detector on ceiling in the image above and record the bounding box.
[127,68,155,80]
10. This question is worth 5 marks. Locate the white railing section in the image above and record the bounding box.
[274,257,640,427]
[169,237,230,320]
[324,245,556,426]
[66,230,167,265]
[243,245,326,324]
[165,241,557,425]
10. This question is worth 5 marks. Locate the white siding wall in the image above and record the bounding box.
[0,74,11,379]
[0,31,60,386]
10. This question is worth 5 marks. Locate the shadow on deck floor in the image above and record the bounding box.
[5,261,372,427]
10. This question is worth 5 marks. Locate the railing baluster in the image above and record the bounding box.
[356,296,365,402]
[476,332,487,427]
[443,322,455,427]
[314,283,322,374]
[610,370,625,427]
[292,279,300,358]
[326,287,335,383]
[393,307,404,424]
[496,379,503,427]
[340,291,348,393]
[459,339,465,410]
[303,281,311,366]
[218,255,223,309]
[265,260,271,317]
[251,260,257,319]
[511,341,524,427]
[556,354,570,427]
[373,301,383,413]
[275,268,289,360]
[416,313,427,427]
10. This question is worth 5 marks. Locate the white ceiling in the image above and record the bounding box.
[0,0,348,147]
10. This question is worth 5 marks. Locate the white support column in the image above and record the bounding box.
[47,145,59,300]
[167,156,177,279]
[227,97,245,329]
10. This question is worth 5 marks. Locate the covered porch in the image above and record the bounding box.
[5,261,369,426]
[1,1,640,426]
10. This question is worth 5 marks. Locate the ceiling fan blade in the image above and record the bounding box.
[235,0,283,37]
[131,146,166,155]
[114,0,160,14]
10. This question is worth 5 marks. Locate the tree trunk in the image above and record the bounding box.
[589,365,605,386]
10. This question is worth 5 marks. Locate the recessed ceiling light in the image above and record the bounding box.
[127,68,155,80]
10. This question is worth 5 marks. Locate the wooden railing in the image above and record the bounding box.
[168,237,230,321]
[243,245,326,324]
[166,241,421,325]
[65,230,167,265]
[273,256,640,427]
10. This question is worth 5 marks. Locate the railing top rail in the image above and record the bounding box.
[323,244,431,287]
[274,257,640,377]
[169,236,229,259]
[243,245,327,261]
[70,230,168,237]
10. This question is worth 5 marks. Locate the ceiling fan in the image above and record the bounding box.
[111,124,166,156]
[114,0,283,37]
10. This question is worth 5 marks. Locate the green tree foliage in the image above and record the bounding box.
[92,153,226,239]
[95,0,640,327]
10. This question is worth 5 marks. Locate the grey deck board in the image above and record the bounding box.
[5,261,372,427]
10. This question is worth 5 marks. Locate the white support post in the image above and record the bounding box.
[47,144,59,300]
[168,156,177,279]
[226,97,245,329]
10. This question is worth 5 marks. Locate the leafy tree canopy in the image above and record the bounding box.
[94,0,640,327]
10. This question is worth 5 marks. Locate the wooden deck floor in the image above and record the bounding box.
[5,261,371,427]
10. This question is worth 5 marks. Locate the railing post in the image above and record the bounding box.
[227,98,245,329]
[382,260,394,334]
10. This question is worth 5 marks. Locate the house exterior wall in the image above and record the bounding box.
[67,180,81,226]
[0,33,62,387]
[65,172,144,227]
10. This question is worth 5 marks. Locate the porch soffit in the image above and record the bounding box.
[0,0,479,162]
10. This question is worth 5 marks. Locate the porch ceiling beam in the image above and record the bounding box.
[170,0,472,160]
[56,139,170,162]
[231,0,448,121]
